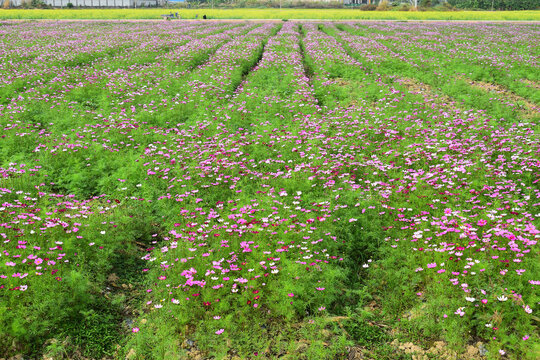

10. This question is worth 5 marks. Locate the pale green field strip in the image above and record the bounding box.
[1,9,540,21]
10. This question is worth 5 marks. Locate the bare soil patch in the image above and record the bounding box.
[466,79,539,118]
[395,77,457,111]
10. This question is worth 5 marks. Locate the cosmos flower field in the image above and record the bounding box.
[0,20,538,360]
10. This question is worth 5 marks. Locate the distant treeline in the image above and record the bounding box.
[7,0,540,10]
[448,0,540,10]
[181,0,539,11]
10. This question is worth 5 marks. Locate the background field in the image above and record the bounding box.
[1,8,540,20]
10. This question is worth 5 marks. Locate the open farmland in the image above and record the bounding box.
[0,20,539,360]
